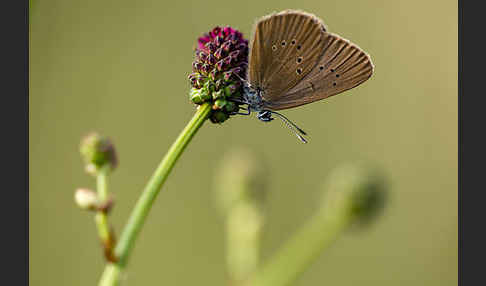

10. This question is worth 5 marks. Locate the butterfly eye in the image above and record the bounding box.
[330,68,335,72]
[291,39,296,45]
[333,82,337,86]
[296,57,303,64]
[319,66,324,71]
[336,74,340,78]
[296,44,302,50]
[296,68,303,75]
[281,40,286,46]
[272,45,277,51]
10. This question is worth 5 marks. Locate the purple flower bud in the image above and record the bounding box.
[198,51,208,62]
[223,71,233,81]
[211,26,222,38]
[198,34,211,50]
[214,47,225,59]
[193,62,202,72]
[205,42,216,53]
[216,59,225,71]
[214,35,224,46]
[201,63,211,74]
[229,50,240,59]
[238,62,248,70]
[237,43,248,53]
[231,67,243,76]
[223,26,235,36]
[207,53,216,65]
[224,56,233,66]
[222,41,233,52]
[209,69,219,80]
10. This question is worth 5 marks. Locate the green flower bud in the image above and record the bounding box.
[224,101,237,113]
[210,110,230,123]
[321,163,387,226]
[204,80,215,93]
[74,188,99,210]
[212,89,224,100]
[190,88,204,104]
[214,98,227,110]
[80,133,117,176]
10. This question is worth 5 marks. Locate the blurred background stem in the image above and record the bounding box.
[214,148,267,286]
[98,103,212,286]
[95,166,116,262]
[95,171,110,243]
[249,164,386,286]
[249,209,353,286]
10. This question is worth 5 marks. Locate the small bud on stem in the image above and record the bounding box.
[80,132,117,176]
[74,188,99,210]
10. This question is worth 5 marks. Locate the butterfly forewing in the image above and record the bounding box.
[248,11,327,100]
[264,32,373,110]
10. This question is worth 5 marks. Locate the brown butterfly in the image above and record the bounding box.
[233,10,374,143]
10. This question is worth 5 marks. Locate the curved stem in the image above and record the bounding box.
[98,103,212,286]
[248,209,353,286]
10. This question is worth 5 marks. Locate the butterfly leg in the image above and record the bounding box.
[229,105,251,116]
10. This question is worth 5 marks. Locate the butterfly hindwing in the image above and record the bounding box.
[263,32,374,111]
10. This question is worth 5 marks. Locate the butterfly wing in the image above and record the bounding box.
[248,10,327,99]
[263,31,374,111]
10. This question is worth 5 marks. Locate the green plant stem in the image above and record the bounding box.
[97,167,109,201]
[249,209,353,286]
[98,103,212,286]
[95,168,111,243]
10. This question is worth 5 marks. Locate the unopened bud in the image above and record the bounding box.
[321,163,387,226]
[74,188,99,210]
[80,132,117,175]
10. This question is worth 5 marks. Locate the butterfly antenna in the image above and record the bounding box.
[270,111,307,136]
[270,112,308,143]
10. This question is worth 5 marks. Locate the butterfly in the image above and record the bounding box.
[232,10,374,143]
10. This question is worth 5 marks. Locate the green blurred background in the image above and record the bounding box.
[30,0,457,285]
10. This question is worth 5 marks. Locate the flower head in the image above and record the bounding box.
[80,132,118,175]
[188,26,249,123]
